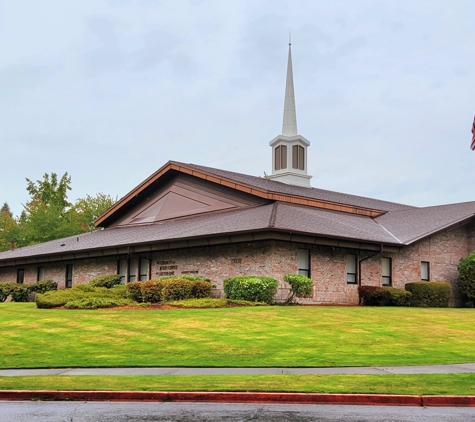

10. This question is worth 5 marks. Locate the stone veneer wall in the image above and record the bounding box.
[1,223,474,305]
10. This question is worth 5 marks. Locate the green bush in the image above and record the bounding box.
[140,280,166,303]
[457,251,475,307]
[161,278,194,301]
[358,286,391,306]
[125,281,143,302]
[30,280,58,294]
[223,276,278,304]
[89,274,122,289]
[405,281,451,307]
[0,282,18,302]
[36,285,127,309]
[382,287,412,307]
[10,285,31,302]
[283,274,313,304]
[64,298,133,309]
[190,280,212,299]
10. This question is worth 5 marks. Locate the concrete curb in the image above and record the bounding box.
[1,391,475,406]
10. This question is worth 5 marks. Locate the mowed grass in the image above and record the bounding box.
[1,374,475,395]
[1,303,475,369]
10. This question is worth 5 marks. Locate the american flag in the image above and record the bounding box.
[472,115,475,151]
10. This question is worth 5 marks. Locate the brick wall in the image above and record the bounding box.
[0,225,473,305]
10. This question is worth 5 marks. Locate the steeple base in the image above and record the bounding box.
[267,172,312,188]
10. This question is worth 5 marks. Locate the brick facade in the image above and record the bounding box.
[2,222,474,306]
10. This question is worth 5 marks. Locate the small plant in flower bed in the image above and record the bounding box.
[167,298,268,308]
[89,274,122,288]
[64,298,133,309]
[223,276,278,304]
[283,274,313,304]
[405,281,451,307]
[36,285,127,309]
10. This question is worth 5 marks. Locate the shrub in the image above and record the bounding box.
[125,281,143,302]
[89,275,122,289]
[190,280,212,299]
[283,274,313,304]
[64,298,132,309]
[140,280,166,303]
[457,251,475,307]
[10,285,31,302]
[223,276,278,304]
[29,280,58,294]
[358,286,391,306]
[0,282,18,302]
[161,278,194,301]
[382,287,412,307]
[405,282,451,307]
[36,285,127,309]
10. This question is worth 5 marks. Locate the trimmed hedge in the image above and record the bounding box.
[126,278,213,303]
[383,287,412,307]
[223,276,278,304]
[457,251,475,307]
[283,274,313,304]
[64,298,132,309]
[0,282,18,302]
[89,274,122,289]
[405,281,451,307]
[36,285,127,309]
[30,280,58,294]
[358,286,391,306]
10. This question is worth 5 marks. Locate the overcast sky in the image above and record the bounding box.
[1,0,474,216]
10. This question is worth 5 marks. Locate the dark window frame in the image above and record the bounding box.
[120,257,151,283]
[346,253,357,284]
[16,269,24,284]
[37,267,44,282]
[298,249,311,278]
[421,261,430,281]
[65,264,73,289]
[381,257,392,286]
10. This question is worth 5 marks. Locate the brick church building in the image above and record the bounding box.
[1,44,474,306]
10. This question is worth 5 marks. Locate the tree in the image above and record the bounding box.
[0,203,20,252]
[458,251,475,307]
[73,193,117,232]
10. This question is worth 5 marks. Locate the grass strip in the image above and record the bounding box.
[0,374,475,395]
[2,303,475,369]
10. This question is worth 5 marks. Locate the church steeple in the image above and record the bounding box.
[268,41,312,188]
[282,42,298,136]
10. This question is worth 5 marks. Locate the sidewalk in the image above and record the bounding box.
[1,362,475,377]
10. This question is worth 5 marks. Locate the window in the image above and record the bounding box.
[298,249,310,277]
[346,254,357,284]
[292,145,305,170]
[275,145,287,170]
[118,259,127,284]
[119,258,150,283]
[381,257,392,286]
[421,261,429,281]
[37,267,44,282]
[16,269,24,284]
[65,264,73,288]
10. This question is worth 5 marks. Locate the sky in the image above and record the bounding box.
[1,0,474,216]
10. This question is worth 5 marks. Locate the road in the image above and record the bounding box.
[1,402,475,421]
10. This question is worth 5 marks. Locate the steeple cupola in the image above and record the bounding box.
[268,42,312,188]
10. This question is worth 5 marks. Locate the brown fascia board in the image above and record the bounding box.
[0,229,401,268]
[94,161,386,227]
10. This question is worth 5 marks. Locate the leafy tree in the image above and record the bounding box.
[458,251,475,307]
[73,193,116,231]
[0,204,20,252]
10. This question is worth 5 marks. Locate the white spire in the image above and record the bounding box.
[282,41,298,136]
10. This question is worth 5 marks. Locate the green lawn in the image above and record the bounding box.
[1,303,475,369]
[1,374,475,395]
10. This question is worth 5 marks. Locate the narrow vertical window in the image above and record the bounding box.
[65,265,73,289]
[16,269,24,284]
[346,254,357,284]
[292,145,305,170]
[421,261,429,281]
[37,267,44,282]
[382,257,392,286]
[298,249,310,277]
[128,258,138,282]
[139,258,150,281]
[117,259,127,284]
[275,145,287,170]
[275,146,281,170]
